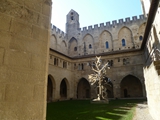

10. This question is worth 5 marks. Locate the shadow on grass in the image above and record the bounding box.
[46,99,145,120]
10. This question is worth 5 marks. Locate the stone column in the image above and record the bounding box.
[0,0,51,120]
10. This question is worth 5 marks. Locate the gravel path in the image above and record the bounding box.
[133,102,154,120]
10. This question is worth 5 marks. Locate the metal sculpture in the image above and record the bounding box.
[88,56,111,102]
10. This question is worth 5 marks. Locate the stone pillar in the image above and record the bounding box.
[0,0,51,120]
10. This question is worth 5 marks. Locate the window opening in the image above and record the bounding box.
[139,36,143,40]
[89,44,92,49]
[106,41,109,49]
[122,39,126,46]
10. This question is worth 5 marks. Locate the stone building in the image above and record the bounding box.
[1,0,160,120]
[48,7,147,101]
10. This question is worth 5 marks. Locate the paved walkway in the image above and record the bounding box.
[133,102,154,120]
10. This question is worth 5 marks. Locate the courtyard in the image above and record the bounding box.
[46,99,146,120]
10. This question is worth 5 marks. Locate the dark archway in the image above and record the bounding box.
[47,75,53,102]
[77,78,91,99]
[60,79,67,99]
[120,75,143,98]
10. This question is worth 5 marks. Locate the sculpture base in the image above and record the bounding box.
[91,99,109,104]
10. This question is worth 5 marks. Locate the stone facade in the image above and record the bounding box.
[1,0,159,120]
[143,1,160,119]
[48,8,147,101]
[0,0,51,120]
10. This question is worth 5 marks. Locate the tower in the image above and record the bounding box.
[140,0,151,17]
[66,9,80,40]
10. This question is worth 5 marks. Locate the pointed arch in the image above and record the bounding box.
[60,78,70,99]
[77,78,91,99]
[138,23,146,35]
[83,34,94,54]
[138,23,146,41]
[61,40,68,54]
[99,30,113,51]
[68,37,78,56]
[118,26,133,48]
[62,40,67,47]
[47,75,56,102]
[50,34,57,50]
[120,75,143,98]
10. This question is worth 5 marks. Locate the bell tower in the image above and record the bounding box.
[66,9,80,40]
[140,0,151,17]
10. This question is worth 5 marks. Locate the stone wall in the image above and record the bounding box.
[144,62,160,120]
[49,49,145,100]
[0,0,51,119]
[51,10,147,57]
[143,6,160,120]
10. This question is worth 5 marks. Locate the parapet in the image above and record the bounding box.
[80,14,146,33]
[51,24,67,38]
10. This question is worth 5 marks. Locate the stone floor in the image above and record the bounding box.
[133,102,154,120]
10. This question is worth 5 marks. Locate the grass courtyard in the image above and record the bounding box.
[46,99,145,120]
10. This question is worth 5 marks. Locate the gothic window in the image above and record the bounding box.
[139,36,143,41]
[81,64,84,70]
[122,39,126,46]
[123,58,126,65]
[74,47,77,51]
[78,64,81,70]
[54,58,56,65]
[118,58,120,62]
[110,60,113,66]
[89,44,92,49]
[106,41,109,49]
[63,61,67,68]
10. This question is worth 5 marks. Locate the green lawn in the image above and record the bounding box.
[46,99,145,120]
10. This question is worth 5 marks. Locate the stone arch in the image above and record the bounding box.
[61,40,67,54]
[99,30,113,51]
[118,26,133,48]
[60,78,70,99]
[68,37,78,56]
[120,75,143,98]
[77,78,91,99]
[83,34,94,55]
[138,23,146,38]
[47,75,55,102]
[50,34,57,50]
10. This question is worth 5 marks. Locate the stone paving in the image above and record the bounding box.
[133,102,154,120]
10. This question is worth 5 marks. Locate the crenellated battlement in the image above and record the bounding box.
[79,14,146,33]
[51,24,67,39]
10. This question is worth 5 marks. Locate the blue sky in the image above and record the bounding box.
[51,0,143,32]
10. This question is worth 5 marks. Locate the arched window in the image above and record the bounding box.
[122,39,126,46]
[54,58,56,65]
[74,47,77,51]
[81,63,84,70]
[89,44,92,49]
[139,36,143,41]
[106,41,109,49]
